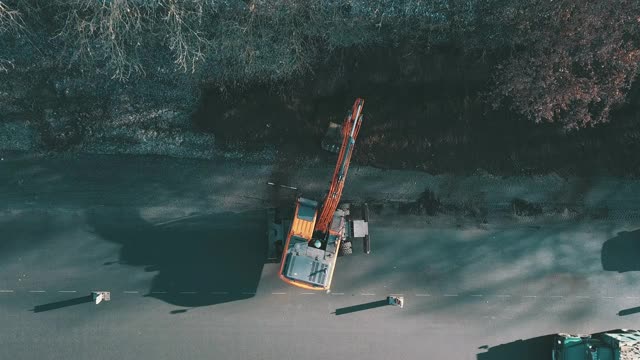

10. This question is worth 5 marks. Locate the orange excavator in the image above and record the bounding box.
[267,98,370,291]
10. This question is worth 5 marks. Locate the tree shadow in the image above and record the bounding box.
[32,295,93,313]
[618,306,640,316]
[476,335,554,360]
[332,299,389,315]
[601,229,640,272]
[0,211,63,261]
[88,208,266,307]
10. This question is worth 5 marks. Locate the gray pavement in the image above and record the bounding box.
[2,153,640,359]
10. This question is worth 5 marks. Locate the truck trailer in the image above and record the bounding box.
[553,329,640,360]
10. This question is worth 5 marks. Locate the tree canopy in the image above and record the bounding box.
[1,0,639,129]
[484,0,640,129]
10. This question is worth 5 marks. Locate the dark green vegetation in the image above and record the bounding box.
[1,1,640,174]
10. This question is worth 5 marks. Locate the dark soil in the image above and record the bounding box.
[193,45,640,177]
[511,198,543,217]
[399,189,443,216]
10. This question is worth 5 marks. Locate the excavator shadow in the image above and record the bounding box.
[88,208,266,307]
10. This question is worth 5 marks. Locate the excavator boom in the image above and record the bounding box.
[314,98,364,233]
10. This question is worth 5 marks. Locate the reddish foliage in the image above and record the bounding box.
[489,0,640,129]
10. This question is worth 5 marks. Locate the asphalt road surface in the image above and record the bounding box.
[2,153,640,360]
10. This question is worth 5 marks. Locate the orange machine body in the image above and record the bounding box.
[277,98,364,290]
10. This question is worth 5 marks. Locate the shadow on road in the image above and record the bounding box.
[332,299,389,315]
[88,208,266,308]
[618,306,640,316]
[602,229,640,272]
[476,335,553,360]
[32,295,93,313]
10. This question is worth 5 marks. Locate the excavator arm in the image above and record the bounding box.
[314,98,364,233]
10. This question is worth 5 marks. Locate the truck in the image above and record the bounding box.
[266,98,370,291]
[553,329,640,360]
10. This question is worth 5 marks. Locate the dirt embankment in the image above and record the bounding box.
[194,46,640,177]
[2,45,640,176]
